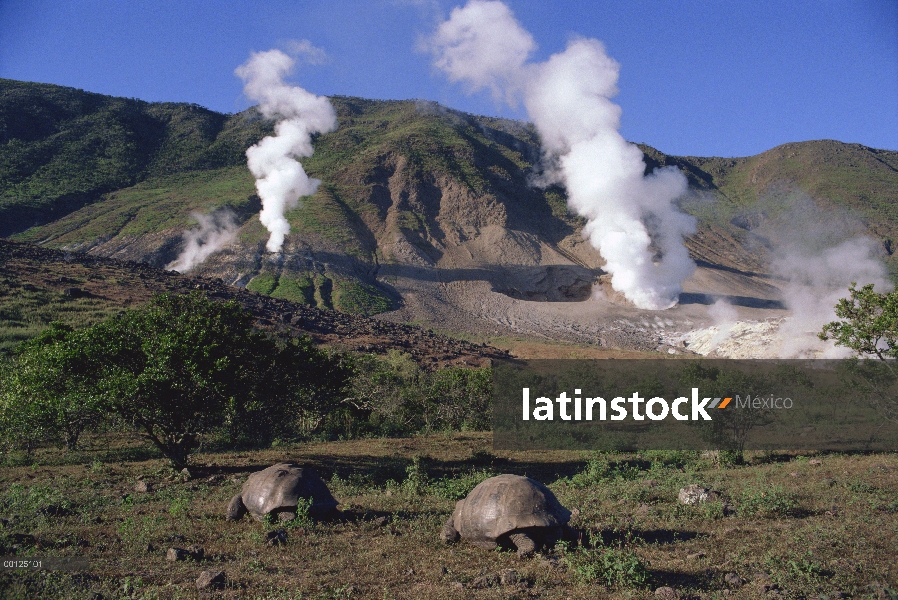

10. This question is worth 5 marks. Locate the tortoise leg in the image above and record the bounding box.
[277,511,296,522]
[440,516,460,544]
[226,494,247,521]
[509,532,537,558]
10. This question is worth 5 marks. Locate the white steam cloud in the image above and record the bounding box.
[235,45,337,253]
[678,192,893,358]
[705,299,739,350]
[167,210,239,273]
[773,237,891,357]
[428,0,696,309]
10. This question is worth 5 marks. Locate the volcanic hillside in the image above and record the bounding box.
[3,78,898,352]
[0,238,508,366]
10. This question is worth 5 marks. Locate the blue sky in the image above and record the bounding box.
[0,0,895,157]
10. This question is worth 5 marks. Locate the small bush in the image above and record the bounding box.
[168,496,189,518]
[264,497,314,529]
[787,552,825,582]
[399,457,496,500]
[642,449,692,469]
[291,497,315,528]
[332,352,492,439]
[564,545,650,588]
[718,449,745,467]
[567,457,645,488]
[739,484,798,517]
[402,456,429,495]
[568,457,611,488]
[0,482,71,515]
[429,468,497,501]
[846,479,878,494]
[702,500,727,520]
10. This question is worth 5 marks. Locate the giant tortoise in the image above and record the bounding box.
[226,463,339,522]
[440,474,573,557]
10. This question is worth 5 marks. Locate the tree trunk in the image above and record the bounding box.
[136,422,196,470]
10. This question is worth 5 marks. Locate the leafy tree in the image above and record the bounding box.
[0,322,118,452]
[820,283,898,424]
[95,292,352,467]
[1,292,351,467]
[819,283,898,360]
[678,362,786,461]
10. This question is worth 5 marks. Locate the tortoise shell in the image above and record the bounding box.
[450,474,570,549]
[241,463,338,521]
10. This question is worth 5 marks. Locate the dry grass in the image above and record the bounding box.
[1,433,896,599]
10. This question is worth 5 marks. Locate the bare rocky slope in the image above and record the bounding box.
[0,239,505,366]
[3,80,898,354]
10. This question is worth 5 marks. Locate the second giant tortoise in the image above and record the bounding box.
[440,474,573,557]
[226,463,339,522]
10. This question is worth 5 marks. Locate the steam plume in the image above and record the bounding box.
[772,234,891,358]
[166,210,238,273]
[429,1,696,309]
[235,46,337,253]
[681,192,893,358]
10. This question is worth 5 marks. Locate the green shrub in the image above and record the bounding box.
[787,552,825,582]
[0,322,114,452]
[399,457,497,499]
[264,497,314,529]
[168,496,189,518]
[429,468,497,501]
[330,352,492,438]
[401,456,429,496]
[739,483,798,517]
[0,482,71,515]
[568,457,612,488]
[567,456,647,488]
[564,545,650,588]
[702,500,727,520]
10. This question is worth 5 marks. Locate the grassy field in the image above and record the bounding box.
[1,433,896,599]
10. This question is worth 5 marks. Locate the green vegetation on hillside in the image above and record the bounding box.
[10,166,259,246]
[332,278,392,315]
[5,80,897,254]
[645,140,898,277]
[0,78,272,236]
[246,270,391,316]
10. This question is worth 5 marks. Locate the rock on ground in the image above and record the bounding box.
[678,484,720,505]
[195,570,225,591]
